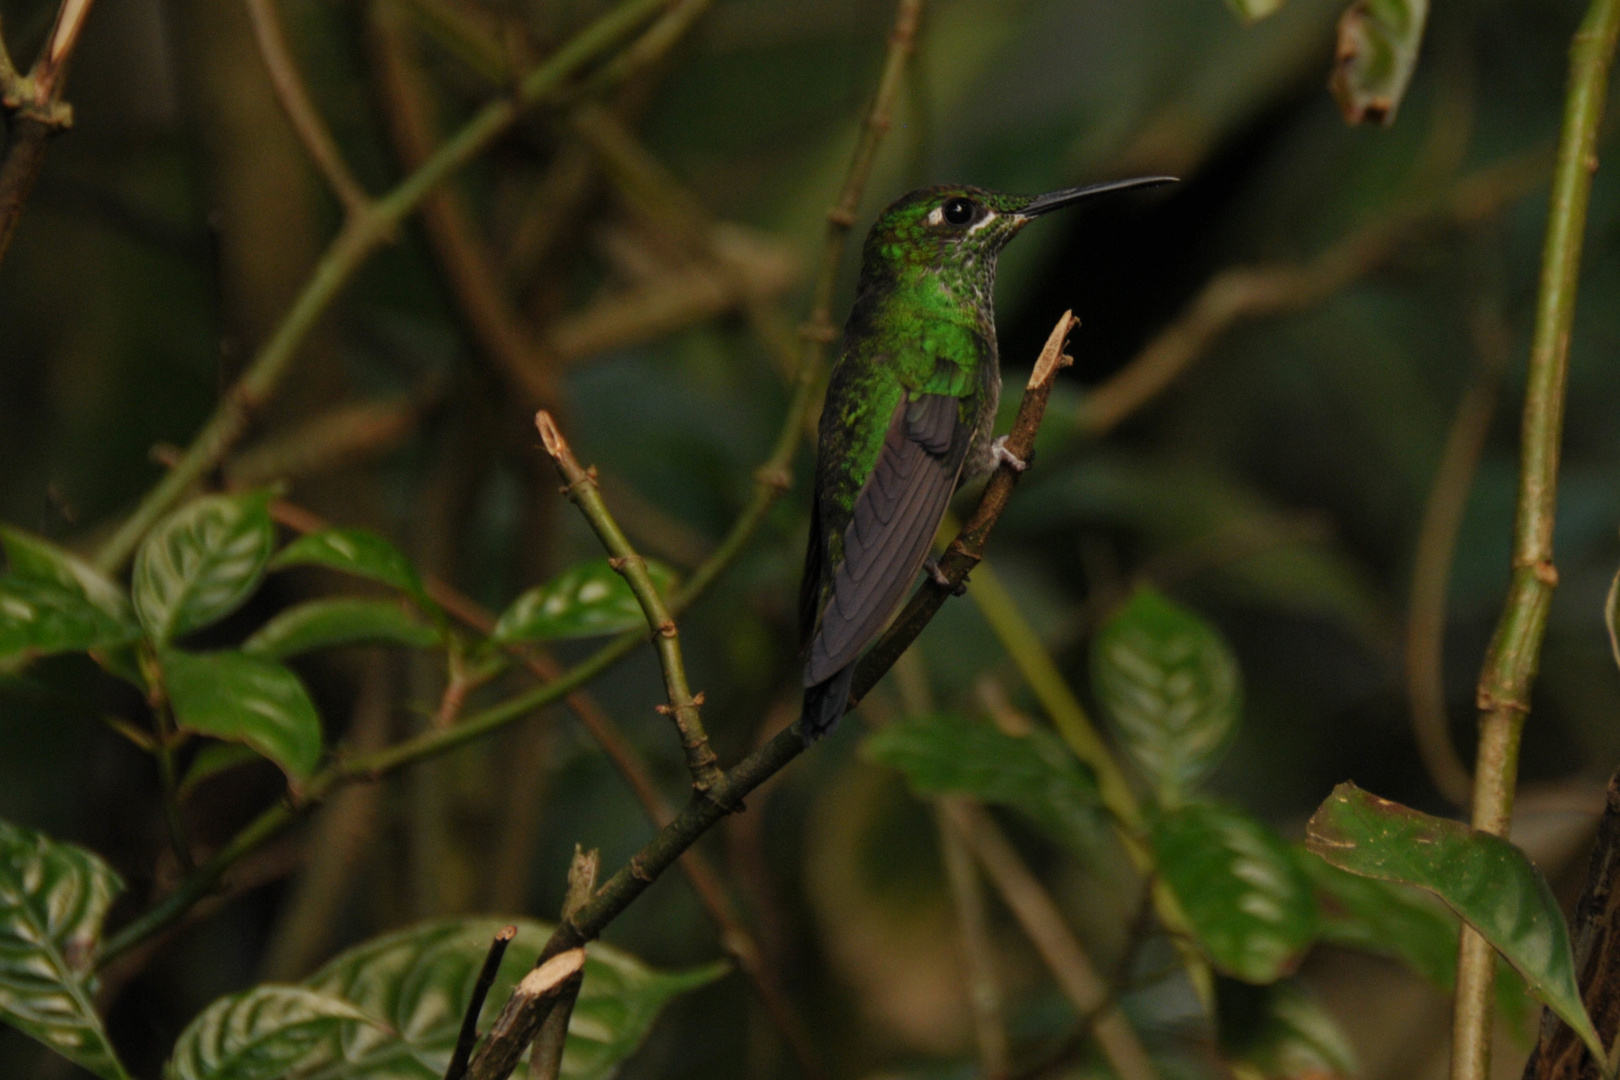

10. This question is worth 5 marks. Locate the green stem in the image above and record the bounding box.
[90,0,673,574]
[961,555,1212,1007]
[536,412,724,792]
[1451,1,1620,1077]
[963,559,1139,830]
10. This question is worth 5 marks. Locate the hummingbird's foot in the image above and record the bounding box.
[924,557,968,595]
[991,435,1028,473]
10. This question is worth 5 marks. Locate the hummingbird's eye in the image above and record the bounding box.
[942,198,976,226]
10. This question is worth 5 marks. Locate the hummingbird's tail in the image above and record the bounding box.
[799,664,856,743]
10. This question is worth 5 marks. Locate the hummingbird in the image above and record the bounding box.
[797,177,1176,741]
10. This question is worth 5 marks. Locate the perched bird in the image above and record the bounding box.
[798,177,1175,741]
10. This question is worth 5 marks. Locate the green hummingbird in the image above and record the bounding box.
[798,177,1175,740]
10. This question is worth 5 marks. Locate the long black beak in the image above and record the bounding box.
[1019,175,1178,217]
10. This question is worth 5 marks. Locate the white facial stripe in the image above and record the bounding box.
[967,210,999,233]
[927,207,944,226]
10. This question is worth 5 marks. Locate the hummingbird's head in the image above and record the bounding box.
[858,177,1175,312]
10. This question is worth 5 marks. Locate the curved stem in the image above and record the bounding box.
[1406,282,1509,809]
[245,0,371,218]
[1451,1,1620,1077]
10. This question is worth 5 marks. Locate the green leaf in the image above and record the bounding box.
[133,491,276,644]
[271,528,425,598]
[161,650,323,785]
[0,528,141,661]
[1224,0,1290,23]
[1217,977,1356,1079]
[1329,0,1430,126]
[243,599,441,660]
[1154,803,1317,983]
[165,985,379,1080]
[177,744,262,802]
[492,558,678,644]
[0,819,132,1080]
[299,917,726,1079]
[1091,587,1240,808]
[862,713,1103,853]
[1305,782,1602,1061]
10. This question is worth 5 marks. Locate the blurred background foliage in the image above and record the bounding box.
[2,0,1619,1077]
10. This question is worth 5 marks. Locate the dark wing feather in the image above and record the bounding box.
[804,393,968,685]
[798,486,825,649]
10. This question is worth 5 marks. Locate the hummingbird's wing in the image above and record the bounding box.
[804,392,969,685]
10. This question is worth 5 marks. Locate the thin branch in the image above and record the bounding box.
[368,5,561,410]
[942,800,1159,1080]
[467,949,586,1080]
[937,806,1009,1079]
[0,0,99,268]
[446,925,519,1080]
[527,848,597,1080]
[1076,150,1546,439]
[32,0,96,102]
[90,0,676,573]
[536,410,723,792]
[244,0,372,218]
[226,383,442,488]
[1406,278,1510,809]
[1452,2,1620,1078]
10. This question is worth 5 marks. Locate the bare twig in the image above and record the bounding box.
[0,0,99,267]
[536,410,723,793]
[466,948,586,1080]
[1453,2,1620,1077]
[527,849,598,1080]
[446,925,519,1080]
[942,800,1159,1080]
[245,0,372,218]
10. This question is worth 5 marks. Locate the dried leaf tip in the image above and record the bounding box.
[535,411,566,459]
[1027,311,1078,390]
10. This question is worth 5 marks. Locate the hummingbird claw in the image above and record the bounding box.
[991,435,1027,473]
[924,557,968,595]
